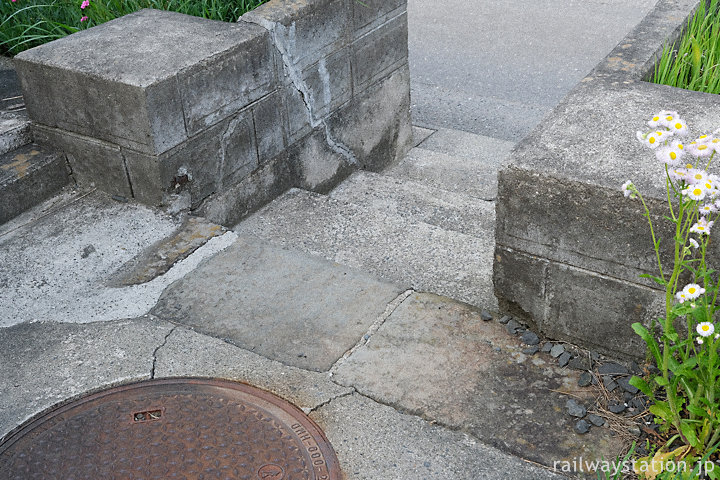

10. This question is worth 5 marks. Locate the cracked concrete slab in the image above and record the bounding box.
[152,232,404,371]
[333,292,623,469]
[153,326,353,413]
[311,393,565,480]
[0,191,237,326]
[0,317,173,439]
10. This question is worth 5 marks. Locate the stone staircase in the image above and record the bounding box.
[236,127,515,311]
[0,58,69,224]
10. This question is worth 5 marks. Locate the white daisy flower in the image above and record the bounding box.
[648,113,665,128]
[696,134,713,144]
[669,168,689,182]
[638,130,662,149]
[711,138,720,152]
[700,203,717,216]
[676,291,690,303]
[683,283,706,299]
[690,218,714,235]
[687,142,714,158]
[655,145,683,166]
[686,169,708,185]
[697,337,704,345]
[668,118,689,136]
[697,322,715,337]
[683,185,707,201]
[689,238,700,249]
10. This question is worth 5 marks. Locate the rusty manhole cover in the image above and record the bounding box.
[0,378,341,479]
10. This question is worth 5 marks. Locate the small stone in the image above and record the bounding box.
[566,399,587,418]
[590,351,601,362]
[598,362,629,376]
[578,372,592,387]
[574,419,591,434]
[505,319,522,335]
[588,414,605,427]
[480,310,493,322]
[602,376,618,392]
[628,425,641,437]
[623,391,635,403]
[630,361,643,375]
[522,345,539,355]
[493,347,501,352]
[630,397,647,411]
[550,344,565,358]
[111,194,129,203]
[617,377,639,395]
[541,342,553,353]
[608,402,626,414]
[498,315,512,325]
[520,331,540,345]
[568,355,591,371]
[558,352,571,367]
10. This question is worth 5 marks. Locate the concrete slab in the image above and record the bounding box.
[385,147,501,200]
[408,0,657,137]
[311,393,566,480]
[237,188,497,310]
[411,124,434,147]
[0,318,173,439]
[0,191,237,326]
[152,233,405,372]
[153,326,353,412]
[329,170,495,238]
[333,292,623,469]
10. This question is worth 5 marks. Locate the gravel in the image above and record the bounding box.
[557,352,571,367]
[520,331,540,345]
[480,310,493,321]
[587,414,605,427]
[522,345,539,355]
[608,402,626,414]
[578,372,592,387]
[498,315,512,325]
[574,419,590,434]
[566,399,587,418]
[550,344,565,358]
[617,377,639,395]
[598,362,628,376]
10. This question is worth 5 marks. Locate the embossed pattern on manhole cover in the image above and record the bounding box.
[0,378,341,480]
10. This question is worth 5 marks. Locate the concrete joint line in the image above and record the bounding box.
[244,17,358,166]
[304,389,356,415]
[150,325,177,379]
[329,289,413,374]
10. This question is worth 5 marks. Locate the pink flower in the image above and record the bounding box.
[80,0,89,8]
[80,15,88,21]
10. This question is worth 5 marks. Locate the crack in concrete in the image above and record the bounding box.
[329,289,413,373]
[243,16,358,166]
[150,325,177,378]
[305,388,356,415]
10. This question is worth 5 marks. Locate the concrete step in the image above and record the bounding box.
[329,170,494,238]
[385,128,515,201]
[1,58,31,155]
[236,188,496,310]
[0,143,70,224]
[415,127,516,161]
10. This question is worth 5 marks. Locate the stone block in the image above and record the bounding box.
[352,0,405,34]
[328,63,412,172]
[124,111,258,207]
[302,46,352,118]
[544,262,664,359]
[15,9,273,155]
[252,91,287,164]
[284,84,313,144]
[290,129,353,193]
[493,246,548,325]
[242,0,351,70]
[352,12,408,90]
[33,124,131,197]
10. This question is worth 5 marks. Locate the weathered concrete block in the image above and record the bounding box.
[15,9,272,155]
[352,12,408,90]
[352,0,405,35]
[328,63,412,172]
[33,124,131,197]
[252,91,287,164]
[493,0,715,358]
[291,129,353,193]
[124,111,258,207]
[302,46,352,118]
[242,0,351,70]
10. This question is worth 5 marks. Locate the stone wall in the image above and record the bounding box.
[14,0,412,225]
[493,0,719,359]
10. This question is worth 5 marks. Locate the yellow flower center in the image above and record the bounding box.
[653,116,660,121]
[695,174,704,180]
[689,287,697,294]
[700,135,708,139]
[667,116,673,121]
[670,152,677,160]
[694,188,703,196]
[702,325,710,332]
[687,164,695,168]
[675,122,683,129]
[679,144,684,150]
[699,145,708,150]
[649,137,656,144]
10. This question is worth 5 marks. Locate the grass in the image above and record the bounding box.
[0,0,268,56]
[651,0,720,94]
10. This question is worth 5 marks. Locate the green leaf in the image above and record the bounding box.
[681,421,699,448]
[632,323,662,365]
[630,376,655,398]
[655,376,670,387]
[640,274,668,286]
[649,401,673,421]
[687,404,709,418]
